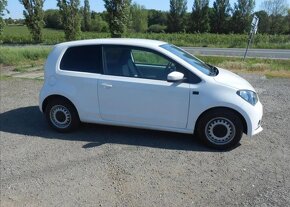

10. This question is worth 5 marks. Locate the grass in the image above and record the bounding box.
[265,71,290,79]
[198,56,290,78]
[0,46,51,68]
[0,45,289,78]
[1,25,290,49]
[199,56,290,71]
[0,75,12,80]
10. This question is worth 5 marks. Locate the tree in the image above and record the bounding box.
[57,0,81,41]
[211,0,231,33]
[190,0,210,33]
[287,9,290,34]
[167,0,187,33]
[104,0,131,37]
[148,10,167,27]
[262,0,288,16]
[129,3,148,33]
[19,0,45,42]
[0,0,8,35]
[262,0,289,34]
[44,9,62,29]
[254,10,269,33]
[231,0,255,33]
[90,12,109,32]
[82,0,91,31]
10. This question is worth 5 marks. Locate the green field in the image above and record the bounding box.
[0,46,51,68]
[1,25,290,49]
[1,45,289,78]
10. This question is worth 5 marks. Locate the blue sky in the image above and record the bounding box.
[4,0,285,19]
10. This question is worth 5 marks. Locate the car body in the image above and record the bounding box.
[39,38,263,149]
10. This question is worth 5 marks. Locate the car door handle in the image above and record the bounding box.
[101,83,113,89]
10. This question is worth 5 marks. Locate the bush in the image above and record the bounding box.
[90,17,109,32]
[1,25,290,49]
[44,9,63,29]
[148,24,166,33]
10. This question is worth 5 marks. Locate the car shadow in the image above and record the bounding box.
[0,106,232,152]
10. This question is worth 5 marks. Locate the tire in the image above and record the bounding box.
[197,109,243,150]
[45,98,80,133]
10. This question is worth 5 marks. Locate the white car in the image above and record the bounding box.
[39,38,263,149]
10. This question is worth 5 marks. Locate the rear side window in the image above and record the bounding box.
[60,45,102,73]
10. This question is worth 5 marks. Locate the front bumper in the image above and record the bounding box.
[252,123,263,136]
[247,100,263,136]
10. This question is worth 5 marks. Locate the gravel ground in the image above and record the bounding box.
[1,74,290,207]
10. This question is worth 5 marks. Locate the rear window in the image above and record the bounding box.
[60,45,102,73]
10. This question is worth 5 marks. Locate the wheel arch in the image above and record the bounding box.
[42,94,79,117]
[195,107,248,135]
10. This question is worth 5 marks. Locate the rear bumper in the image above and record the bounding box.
[39,86,45,113]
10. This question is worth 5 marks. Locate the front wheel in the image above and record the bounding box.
[197,109,243,150]
[45,99,80,133]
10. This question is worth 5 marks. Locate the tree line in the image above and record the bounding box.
[0,0,289,43]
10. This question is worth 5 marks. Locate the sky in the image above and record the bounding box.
[3,0,289,19]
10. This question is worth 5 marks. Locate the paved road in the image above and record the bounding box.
[183,47,290,59]
[2,45,289,59]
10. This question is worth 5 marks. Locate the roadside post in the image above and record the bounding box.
[243,15,259,60]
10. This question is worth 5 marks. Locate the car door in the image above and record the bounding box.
[97,45,190,129]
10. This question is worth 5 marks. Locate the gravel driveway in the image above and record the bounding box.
[1,74,290,207]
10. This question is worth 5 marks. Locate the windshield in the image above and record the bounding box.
[160,44,214,76]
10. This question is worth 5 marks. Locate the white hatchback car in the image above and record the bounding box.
[39,38,263,149]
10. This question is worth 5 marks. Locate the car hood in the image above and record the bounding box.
[214,68,255,91]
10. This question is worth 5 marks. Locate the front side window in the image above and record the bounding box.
[132,50,169,66]
[131,49,174,80]
[103,45,193,81]
[102,45,201,83]
[160,44,213,76]
[60,45,102,73]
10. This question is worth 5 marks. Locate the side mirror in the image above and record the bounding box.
[167,71,185,82]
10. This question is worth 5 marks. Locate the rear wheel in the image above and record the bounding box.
[197,109,243,150]
[45,99,80,132]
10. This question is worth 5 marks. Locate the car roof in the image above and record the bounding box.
[56,38,167,48]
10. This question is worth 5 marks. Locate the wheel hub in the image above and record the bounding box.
[212,125,228,137]
[205,117,236,145]
[55,111,66,122]
[50,105,71,129]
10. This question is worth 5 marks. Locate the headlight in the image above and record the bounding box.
[237,90,258,105]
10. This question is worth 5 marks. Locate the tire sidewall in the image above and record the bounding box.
[45,99,80,133]
[197,109,243,150]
